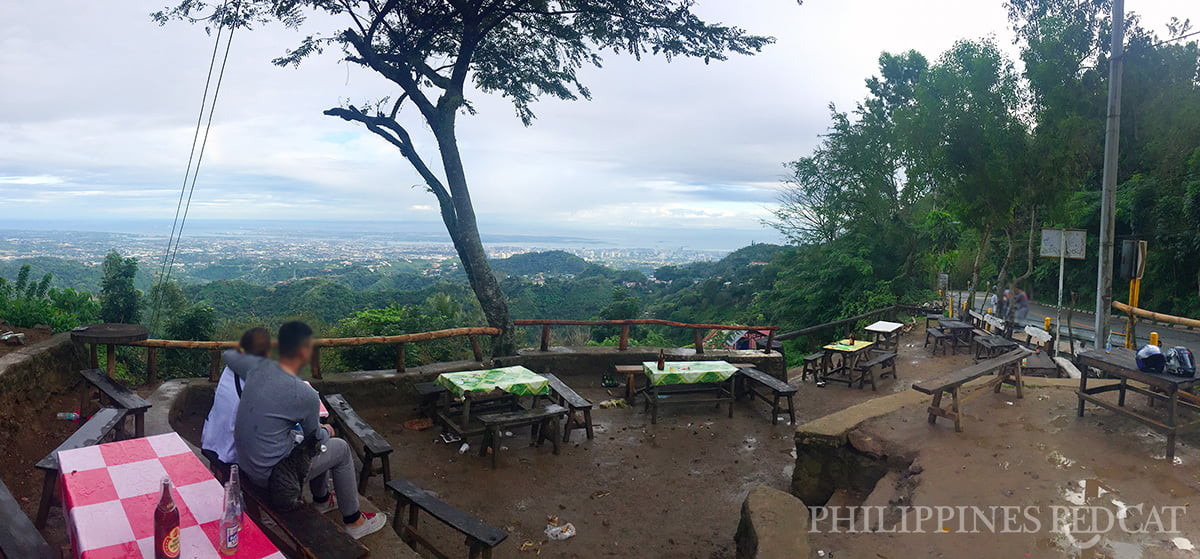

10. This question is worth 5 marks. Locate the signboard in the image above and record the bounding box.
[1120,240,1147,280]
[1040,229,1087,259]
[937,273,949,290]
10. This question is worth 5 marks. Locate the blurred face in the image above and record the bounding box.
[248,334,271,357]
[295,337,314,366]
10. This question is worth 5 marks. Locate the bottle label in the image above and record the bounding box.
[161,526,180,558]
[224,524,239,550]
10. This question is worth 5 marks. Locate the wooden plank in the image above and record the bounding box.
[0,479,55,559]
[694,330,705,354]
[323,394,393,456]
[79,369,151,411]
[912,350,1027,394]
[242,481,368,559]
[146,347,158,384]
[477,404,567,426]
[618,325,630,351]
[540,325,552,352]
[542,374,592,409]
[36,408,127,471]
[738,367,796,394]
[396,342,406,373]
[387,478,508,547]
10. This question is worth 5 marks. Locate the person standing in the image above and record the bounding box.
[226,321,386,539]
[1013,288,1030,321]
[201,327,270,482]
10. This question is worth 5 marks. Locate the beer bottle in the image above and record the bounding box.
[657,349,666,371]
[154,477,181,559]
[219,465,243,555]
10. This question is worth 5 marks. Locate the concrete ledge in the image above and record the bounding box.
[497,346,787,380]
[735,486,810,559]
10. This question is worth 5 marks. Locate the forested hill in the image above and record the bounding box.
[491,250,590,277]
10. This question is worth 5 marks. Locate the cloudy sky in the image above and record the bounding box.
[0,1,1193,249]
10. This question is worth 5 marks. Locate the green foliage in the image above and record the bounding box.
[492,251,590,277]
[100,251,142,324]
[0,264,99,331]
[329,295,480,372]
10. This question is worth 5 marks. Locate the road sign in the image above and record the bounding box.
[1040,229,1087,259]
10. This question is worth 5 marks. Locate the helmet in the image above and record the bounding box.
[1136,345,1166,373]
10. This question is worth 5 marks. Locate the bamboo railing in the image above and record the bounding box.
[124,327,501,382]
[512,319,780,353]
[1112,300,1200,329]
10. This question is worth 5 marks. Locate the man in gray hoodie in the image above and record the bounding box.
[224,321,386,539]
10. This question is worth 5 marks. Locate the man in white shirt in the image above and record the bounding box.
[201,327,270,482]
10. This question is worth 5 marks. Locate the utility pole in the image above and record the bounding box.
[1094,0,1125,350]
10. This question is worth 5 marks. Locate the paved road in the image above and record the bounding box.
[949,291,1200,350]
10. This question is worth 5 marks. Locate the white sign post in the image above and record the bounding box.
[1040,228,1087,355]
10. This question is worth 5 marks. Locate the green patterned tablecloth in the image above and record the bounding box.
[642,361,739,386]
[436,366,550,397]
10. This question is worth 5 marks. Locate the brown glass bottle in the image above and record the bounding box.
[155,477,181,559]
[657,349,666,370]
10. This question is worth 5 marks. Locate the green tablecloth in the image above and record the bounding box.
[641,361,739,386]
[436,366,550,397]
[823,339,874,352]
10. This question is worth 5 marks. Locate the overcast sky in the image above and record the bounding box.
[0,1,1193,249]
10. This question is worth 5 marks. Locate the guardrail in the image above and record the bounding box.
[512,319,780,353]
[111,327,502,382]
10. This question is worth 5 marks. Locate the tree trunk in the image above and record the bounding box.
[432,112,517,356]
[967,224,992,319]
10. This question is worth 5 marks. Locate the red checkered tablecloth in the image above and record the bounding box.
[58,433,285,559]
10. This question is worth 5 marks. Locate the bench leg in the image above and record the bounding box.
[583,409,594,440]
[1014,363,1024,399]
[380,454,392,486]
[770,395,780,425]
[928,391,943,424]
[489,426,500,469]
[357,453,373,494]
[407,500,420,542]
[786,395,796,425]
[951,386,963,432]
[35,469,56,529]
[549,419,561,456]
[135,413,145,438]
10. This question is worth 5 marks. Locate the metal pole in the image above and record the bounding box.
[1094,0,1124,351]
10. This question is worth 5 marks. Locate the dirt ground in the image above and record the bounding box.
[0,321,53,359]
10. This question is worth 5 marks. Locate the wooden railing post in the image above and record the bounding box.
[694,330,704,354]
[396,343,406,373]
[89,344,99,369]
[209,349,221,382]
[147,347,157,384]
[469,335,484,362]
[105,344,116,377]
[311,346,322,379]
[618,325,630,351]
[764,331,775,354]
[540,325,551,352]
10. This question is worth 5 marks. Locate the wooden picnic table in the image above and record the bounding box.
[937,318,974,354]
[865,321,903,351]
[1076,348,1200,460]
[820,340,875,386]
[435,366,549,436]
[641,361,738,424]
[70,323,148,377]
[974,334,1017,361]
[57,432,285,559]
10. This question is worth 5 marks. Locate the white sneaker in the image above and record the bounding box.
[313,492,337,514]
[345,512,387,540]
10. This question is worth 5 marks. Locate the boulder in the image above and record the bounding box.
[735,486,810,559]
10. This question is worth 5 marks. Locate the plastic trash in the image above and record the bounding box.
[544,523,576,540]
[458,443,470,454]
[56,412,80,421]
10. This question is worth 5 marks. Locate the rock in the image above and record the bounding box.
[735,486,811,559]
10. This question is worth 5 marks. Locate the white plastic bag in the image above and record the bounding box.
[544,523,576,540]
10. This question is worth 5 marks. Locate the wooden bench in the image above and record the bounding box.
[79,368,151,437]
[539,373,594,442]
[240,477,368,559]
[1,479,56,559]
[912,349,1028,432]
[924,328,951,355]
[853,350,897,391]
[35,407,127,528]
[414,381,448,418]
[387,478,508,559]
[735,367,797,425]
[925,313,942,329]
[323,394,394,493]
[614,365,643,401]
[800,353,824,382]
[476,404,568,468]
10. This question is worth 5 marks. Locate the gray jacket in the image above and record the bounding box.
[223,350,329,486]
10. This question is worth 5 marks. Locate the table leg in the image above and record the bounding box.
[1118,378,1127,407]
[1077,373,1088,417]
[1166,388,1178,460]
[460,394,472,431]
[106,344,116,377]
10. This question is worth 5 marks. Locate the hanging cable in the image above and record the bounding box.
[149,1,237,333]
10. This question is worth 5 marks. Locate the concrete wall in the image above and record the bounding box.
[0,333,89,444]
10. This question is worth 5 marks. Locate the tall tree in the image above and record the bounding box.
[100,251,143,324]
[155,1,774,354]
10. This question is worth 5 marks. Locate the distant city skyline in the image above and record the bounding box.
[1,1,1193,248]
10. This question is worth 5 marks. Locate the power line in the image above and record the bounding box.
[149,2,237,333]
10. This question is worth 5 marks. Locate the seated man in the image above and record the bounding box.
[201,327,271,482]
[225,321,386,539]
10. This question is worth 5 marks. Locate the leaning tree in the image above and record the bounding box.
[155,1,775,354]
